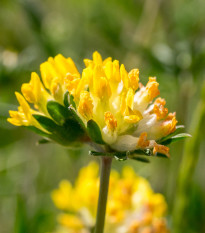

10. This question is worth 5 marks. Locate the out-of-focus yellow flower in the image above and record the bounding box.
[8,51,190,159]
[51,162,169,233]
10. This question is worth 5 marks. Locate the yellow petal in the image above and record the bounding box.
[93,66,111,99]
[120,64,129,89]
[104,111,117,132]
[162,112,177,136]
[113,60,121,82]
[40,61,59,89]
[21,83,36,103]
[21,72,42,104]
[64,74,80,96]
[66,57,80,77]
[153,97,168,120]
[146,77,160,101]
[153,144,170,157]
[104,61,113,80]
[50,77,63,102]
[93,51,103,64]
[137,132,150,148]
[15,92,31,120]
[128,69,139,91]
[124,113,142,124]
[77,91,93,120]
[103,56,112,65]
[126,88,134,109]
[84,58,93,67]
[54,54,70,77]
[7,110,26,126]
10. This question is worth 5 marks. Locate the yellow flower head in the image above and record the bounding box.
[8,52,190,158]
[51,162,169,233]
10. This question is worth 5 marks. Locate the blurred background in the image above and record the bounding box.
[0,0,205,232]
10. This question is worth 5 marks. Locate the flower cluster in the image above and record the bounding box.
[51,162,169,233]
[8,52,188,159]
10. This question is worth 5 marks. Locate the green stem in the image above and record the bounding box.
[173,82,205,232]
[94,156,112,233]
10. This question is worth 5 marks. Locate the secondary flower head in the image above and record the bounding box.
[51,162,169,233]
[8,52,189,159]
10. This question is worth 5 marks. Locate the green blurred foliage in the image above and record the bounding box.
[0,0,205,233]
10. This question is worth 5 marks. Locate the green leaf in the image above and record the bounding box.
[90,149,150,162]
[25,126,51,138]
[87,120,105,145]
[47,101,72,125]
[154,152,169,158]
[131,149,152,156]
[176,125,185,130]
[89,151,104,156]
[160,133,191,145]
[37,139,50,144]
[89,151,108,156]
[131,156,150,163]
[89,150,127,158]
[157,125,185,144]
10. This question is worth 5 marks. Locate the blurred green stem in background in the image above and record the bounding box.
[133,0,163,46]
[20,0,56,56]
[173,81,205,233]
[94,156,112,233]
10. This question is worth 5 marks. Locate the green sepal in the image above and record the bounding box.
[68,106,87,132]
[33,115,60,133]
[63,91,69,108]
[69,95,76,109]
[62,118,86,143]
[33,114,84,145]
[47,101,72,125]
[87,120,105,145]
[37,139,51,144]
[63,91,76,109]
[47,101,87,140]
[159,133,191,145]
